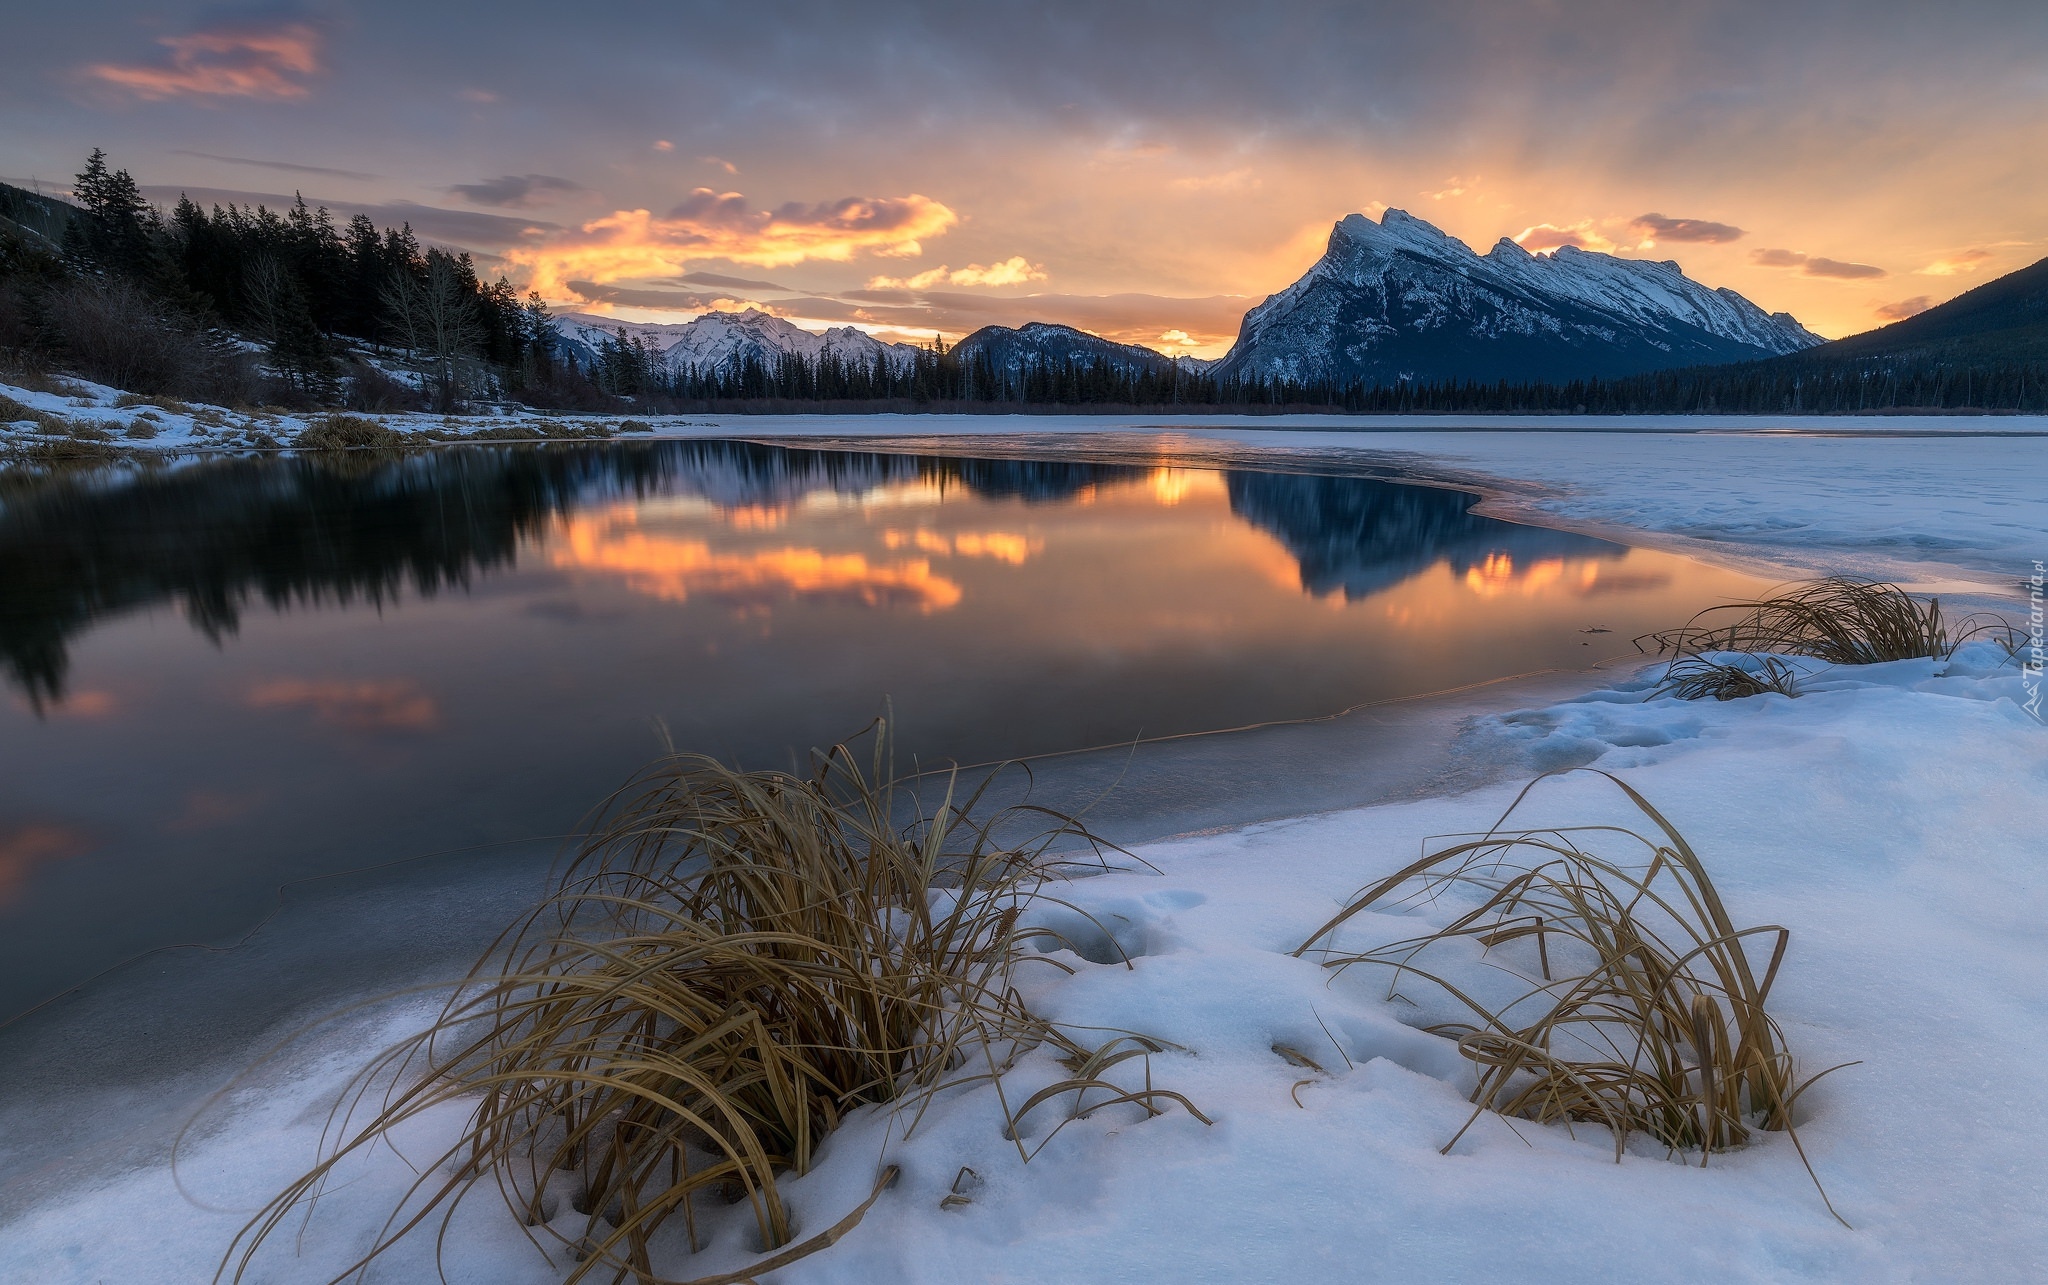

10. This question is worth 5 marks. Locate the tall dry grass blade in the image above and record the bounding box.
[219,722,1201,1284]
[1638,576,1950,668]
[1296,770,1847,1222]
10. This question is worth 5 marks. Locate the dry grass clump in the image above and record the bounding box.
[1640,577,1948,666]
[222,729,1199,1284]
[1651,654,1801,702]
[4,436,122,463]
[1295,771,1845,1219]
[121,419,160,441]
[470,422,547,441]
[295,413,403,451]
[114,392,195,414]
[0,391,67,433]
[620,419,654,433]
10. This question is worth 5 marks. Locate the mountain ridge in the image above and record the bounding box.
[1214,208,1821,386]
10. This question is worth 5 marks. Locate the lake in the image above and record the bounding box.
[0,436,1775,1021]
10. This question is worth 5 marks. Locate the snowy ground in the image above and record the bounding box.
[3,645,2041,1283]
[2,396,2044,1282]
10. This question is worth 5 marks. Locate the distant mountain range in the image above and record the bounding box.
[555,208,1840,388]
[552,309,918,374]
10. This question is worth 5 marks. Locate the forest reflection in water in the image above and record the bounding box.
[0,439,1771,1017]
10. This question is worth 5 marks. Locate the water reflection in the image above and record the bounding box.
[1,438,1786,1020]
[1225,471,1619,600]
[0,442,1620,705]
[0,445,1145,704]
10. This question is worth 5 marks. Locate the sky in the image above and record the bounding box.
[3,1,2045,354]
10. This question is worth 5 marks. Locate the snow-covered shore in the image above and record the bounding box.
[3,645,2041,1283]
[1,401,2043,1282]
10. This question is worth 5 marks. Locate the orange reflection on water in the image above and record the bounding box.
[1461,552,1599,598]
[1146,467,1223,507]
[0,823,93,906]
[721,503,790,531]
[882,528,1040,564]
[554,509,963,611]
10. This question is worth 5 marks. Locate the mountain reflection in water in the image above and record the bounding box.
[0,438,1778,1018]
[0,441,1611,704]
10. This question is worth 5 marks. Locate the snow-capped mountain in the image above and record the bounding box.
[1216,209,1822,386]
[552,309,920,375]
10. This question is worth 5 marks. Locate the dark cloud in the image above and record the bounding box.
[1630,213,1744,243]
[1751,248,1886,279]
[171,150,376,181]
[138,186,558,252]
[679,271,796,292]
[1751,248,1808,268]
[451,173,583,207]
[1876,296,1931,321]
[1804,256,1887,279]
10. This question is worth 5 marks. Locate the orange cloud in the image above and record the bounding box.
[554,511,962,611]
[1513,221,1617,253]
[510,188,959,295]
[867,256,1045,290]
[246,678,442,733]
[1917,249,1992,277]
[84,23,321,101]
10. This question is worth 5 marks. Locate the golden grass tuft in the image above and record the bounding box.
[1651,654,1801,702]
[1639,577,1948,667]
[221,727,1200,1284]
[1295,771,1846,1220]
[295,413,404,451]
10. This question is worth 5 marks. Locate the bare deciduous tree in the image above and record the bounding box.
[381,252,484,413]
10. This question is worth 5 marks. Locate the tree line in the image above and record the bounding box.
[1,150,611,411]
[584,331,2048,415]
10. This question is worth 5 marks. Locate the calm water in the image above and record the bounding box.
[0,438,1772,1018]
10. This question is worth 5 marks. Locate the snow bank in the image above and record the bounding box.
[6,643,2041,1283]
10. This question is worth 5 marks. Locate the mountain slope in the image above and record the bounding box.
[1798,256,2048,366]
[951,322,1183,378]
[1216,209,1820,387]
[0,180,77,250]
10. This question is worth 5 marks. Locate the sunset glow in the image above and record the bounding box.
[14,4,2039,350]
